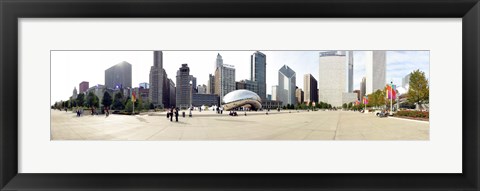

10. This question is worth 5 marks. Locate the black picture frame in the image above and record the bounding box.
[1,0,479,190]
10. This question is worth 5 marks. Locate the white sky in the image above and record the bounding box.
[51,50,429,103]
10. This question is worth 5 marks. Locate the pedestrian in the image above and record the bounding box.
[189,109,192,117]
[175,107,179,122]
[170,107,174,122]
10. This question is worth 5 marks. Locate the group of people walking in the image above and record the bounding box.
[167,107,179,122]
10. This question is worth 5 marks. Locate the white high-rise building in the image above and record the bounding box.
[272,85,278,101]
[318,51,357,107]
[215,64,236,103]
[402,73,411,89]
[366,51,386,94]
[278,65,296,106]
[348,51,354,93]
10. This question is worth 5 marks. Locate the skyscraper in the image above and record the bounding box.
[176,64,192,109]
[366,50,386,94]
[197,84,207,94]
[318,51,350,107]
[360,77,366,98]
[149,51,164,107]
[168,78,176,107]
[215,53,223,70]
[207,74,215,94]
[403,73,411,89]
[105,61,132,89]
[72,87,78,99]
[278,65,296,106]
[214,55,236,103]
[251,51,267,100]
[303,74,318,103]
[79,81,89,94]
[272,85,278,101]
[348,51,354,93]
[295,87,304,104]
[235,79,258,93]
[162,69,171,108]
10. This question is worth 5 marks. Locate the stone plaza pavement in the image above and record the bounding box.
[51,109,429,140]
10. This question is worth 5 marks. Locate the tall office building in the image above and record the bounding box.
[295,87,304,104]
[235,79,258,93]
[72,87,78,99]
[360,77,366,98]
[197,84,207,94]
[348,51,354,93]
[207,74,215,94]
[214,63,236,103]
[149,51,165,107]
[251,51,267,100]
[162,69,171,108]
[366,50,386,94]
[168,78,176,107]
[79,81,89,94]
[271,85,278,101]
[318,51,355,107]
[176,64,192,109]
[105,61,132,89]
[278,65,296,106]
[215,53,223,70]
[403,73,411,89]
[303,74,318,103]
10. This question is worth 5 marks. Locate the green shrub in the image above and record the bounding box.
[395,110,429,119]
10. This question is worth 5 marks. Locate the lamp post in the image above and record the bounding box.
[189,80,193,113]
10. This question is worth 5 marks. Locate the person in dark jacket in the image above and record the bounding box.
[170,107,174,122]
[174,107,179,122]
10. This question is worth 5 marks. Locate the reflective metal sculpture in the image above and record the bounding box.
[222,90,262,111]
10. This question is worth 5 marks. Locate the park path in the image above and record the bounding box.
[51,110,429,140]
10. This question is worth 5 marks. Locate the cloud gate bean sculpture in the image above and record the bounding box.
[222,90,262,111]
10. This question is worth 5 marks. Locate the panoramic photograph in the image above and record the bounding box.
[51,50,430,140]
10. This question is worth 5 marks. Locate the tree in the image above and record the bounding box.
[367,89,387,108]
[125,101,133,113]
[134,95,143,111]
[65,100,70,109]
[342,103,347,109]
[407,69,429,107]
[102,91,113,108]
[76,93,85,107]
[348,102,353,109]
[112,92,125,110]
[86,92,99,108]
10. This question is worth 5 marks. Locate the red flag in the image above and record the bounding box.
[132,91,136,102]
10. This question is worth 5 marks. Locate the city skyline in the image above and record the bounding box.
[51,50,429,103]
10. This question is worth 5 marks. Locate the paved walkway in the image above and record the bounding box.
[51,109,429,140]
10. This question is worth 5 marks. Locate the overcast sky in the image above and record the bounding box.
[51,50,429,103]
